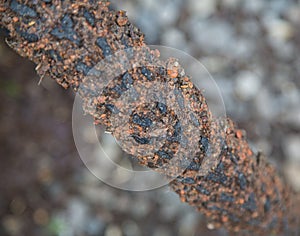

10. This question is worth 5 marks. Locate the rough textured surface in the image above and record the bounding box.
[0,0,299,235]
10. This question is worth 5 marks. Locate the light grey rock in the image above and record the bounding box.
[86,218,105,235]
[281,83,300,108]
[67,198,89,233]
[268,0,291,15]
[284,135,300,163]
[80,185,117,207]
[235,71,262,101]
[161,28,186,50]
[263,16,294,42]
[231,38,255,59]
[122,220,141,236]
[284,163,300,191]
[200,56,230,74]
[269,39,295,61]
[243,0,265,14]
[135,9,160,43]
[159,189,183,208]
[188,19,234,54]
[116,0,182,43]
[254,139,273,157]
[155,0,181,26]
[241,20,260,37]
[105,224,122,236]
[255,88,280,120]
[287,5,300,23]
[187,0,217,18]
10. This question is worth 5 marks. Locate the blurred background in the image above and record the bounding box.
[0,0,300,235]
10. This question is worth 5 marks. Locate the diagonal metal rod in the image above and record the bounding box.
[0,0,299,235]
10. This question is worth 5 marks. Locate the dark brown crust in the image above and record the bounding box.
[0,0,299,235]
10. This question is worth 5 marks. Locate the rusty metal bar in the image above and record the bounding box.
[0,1,299,235]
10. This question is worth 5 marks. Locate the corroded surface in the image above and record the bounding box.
[0,0,299,235]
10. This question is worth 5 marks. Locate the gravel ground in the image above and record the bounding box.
[0,0,300,236]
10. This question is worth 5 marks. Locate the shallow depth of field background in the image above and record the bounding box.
[0,0,300,235]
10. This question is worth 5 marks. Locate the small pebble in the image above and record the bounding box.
[235,71,261,101]
[105,225,122,236]
[284,135,300,163]
[122,220,141,236]
[263,17,294,41]
[187,0,216,18]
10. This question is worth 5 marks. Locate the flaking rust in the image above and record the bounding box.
[0,0,299,235]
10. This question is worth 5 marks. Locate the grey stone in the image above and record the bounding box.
[235,71,262,101]
[187,0,217,18]
[284,135,300,163]
[122,220,141,236]
[105,224,122,236]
